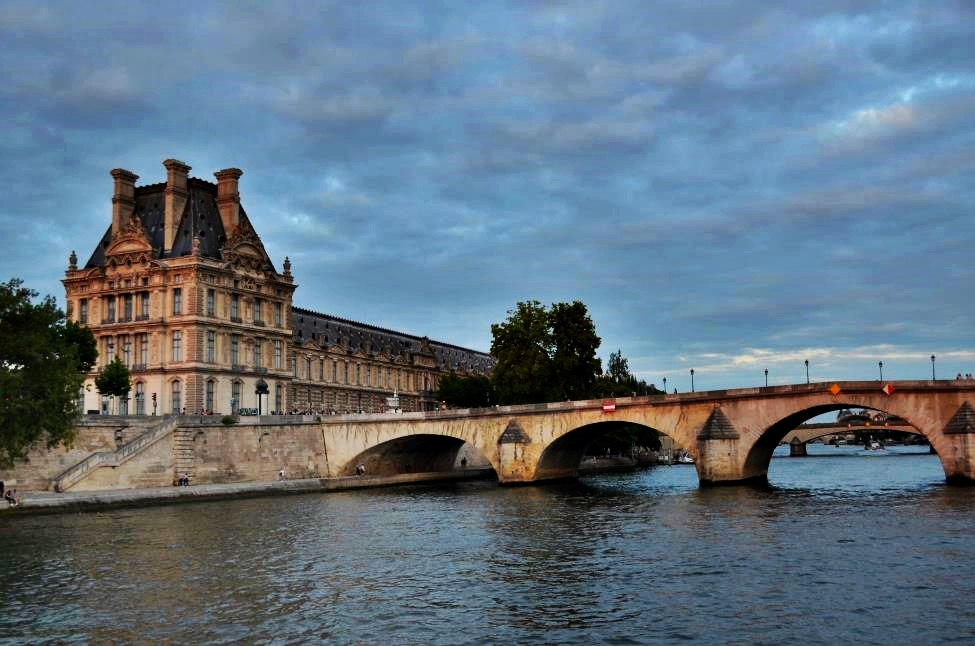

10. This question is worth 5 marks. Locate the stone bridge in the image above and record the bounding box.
[323,380,975,486]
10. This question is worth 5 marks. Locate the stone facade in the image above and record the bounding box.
[61,159,492,419]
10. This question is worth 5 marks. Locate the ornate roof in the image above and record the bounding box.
[83,178,277,273]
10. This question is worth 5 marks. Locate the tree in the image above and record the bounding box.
[607,349,630,383]
[0,278,93,466]
[62,320,98,374]
[435,373,495,409]
[95,356,132,414]
[549,301,602,401]
[490,300,601,405]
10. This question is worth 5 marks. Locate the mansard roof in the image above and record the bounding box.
[83,177,277,273]
[292,306,494,374]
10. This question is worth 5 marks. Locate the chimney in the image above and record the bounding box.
[110,168,139,239]
[215,167,243,236]
[163,158,191,253]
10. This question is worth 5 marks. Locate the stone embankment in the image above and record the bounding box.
[0,469,495,516]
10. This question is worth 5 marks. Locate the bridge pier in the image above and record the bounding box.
[789,437,807,457]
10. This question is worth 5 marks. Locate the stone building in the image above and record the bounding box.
[62,159,493,417]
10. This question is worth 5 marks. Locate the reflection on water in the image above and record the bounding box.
[3,446,975,644]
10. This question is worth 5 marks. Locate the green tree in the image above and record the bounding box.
[435,373,495,409]
[607,349,630,383]
[549,301,602,401]
[62,320,98,374]
[95,356,132,414]
[490,300,601,405]
[0,279,92,466]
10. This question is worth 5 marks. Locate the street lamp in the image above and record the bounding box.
[690,368,695,392]
[805,359,809,384]
[764,368,768,387]
[662,377,667,394]
[931,354,936,380]
[879,361,884,381]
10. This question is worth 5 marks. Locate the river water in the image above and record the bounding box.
[3,444,975,645]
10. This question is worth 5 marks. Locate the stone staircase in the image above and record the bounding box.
[172,427,197,484]
[53,416,181,492]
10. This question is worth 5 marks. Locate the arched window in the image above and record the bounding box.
[135,382,145,415]
[171,380,182,415]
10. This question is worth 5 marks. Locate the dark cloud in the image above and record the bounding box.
[0,0,972,389]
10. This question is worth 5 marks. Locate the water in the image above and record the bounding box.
[4,444,975,645]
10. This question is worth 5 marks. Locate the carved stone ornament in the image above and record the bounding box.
[105,213,154,265]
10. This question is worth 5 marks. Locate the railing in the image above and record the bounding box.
[53,416,180,492]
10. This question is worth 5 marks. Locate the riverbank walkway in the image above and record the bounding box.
[0,469,495,516]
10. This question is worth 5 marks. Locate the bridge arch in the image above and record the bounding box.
[341,433,492,478]
[535,421,667,481]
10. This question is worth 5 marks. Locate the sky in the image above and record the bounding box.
[1,0,973,393]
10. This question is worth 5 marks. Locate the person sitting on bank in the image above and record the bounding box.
[4,488,19,507]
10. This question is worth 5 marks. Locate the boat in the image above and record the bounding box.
[863,438,885,451]
[676,451,695,464]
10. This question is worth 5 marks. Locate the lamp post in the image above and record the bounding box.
[690,368,695,392]
[931,354,936,380]
[804,359,809,384]
[879,361,884,381]
[764,368,768,387]
[662,377,667,394]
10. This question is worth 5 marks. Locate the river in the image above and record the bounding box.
[3,444,975,645]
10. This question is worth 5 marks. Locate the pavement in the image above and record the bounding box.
[0,468,496,515]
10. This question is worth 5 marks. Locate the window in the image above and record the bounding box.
[139,292,150,320]
[253,298,263,324]
[173,288,182,315]
[171,380,182,414]
[356,364,361,385]
[122,335,132,367]
[254,338,263,369]
[206,289,215,316]
[205,380,215,413]
[137,334,148,367]
[274,302,283,327]
[135,382,145,416]
[291,353,297,376]
[123,293,133,321]
[305,357,312,379]
[206,331,215,363]
[172,331,182,362]
[274,340,282,369]
[231,334,240,366]
[320,359,325,381]
[230,294,239,321]
[275,384,282,414]
[344,361,349,384]
[79,298,88,324]
[106,296,116,323]
[232,380,241,413]
[366,366,371,387]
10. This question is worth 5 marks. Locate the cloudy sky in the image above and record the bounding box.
[1,0,973,392]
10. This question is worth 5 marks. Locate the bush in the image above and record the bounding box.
[221,415,237,426]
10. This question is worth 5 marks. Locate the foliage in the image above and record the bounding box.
[586,423,663,456]
[95,356,132,402]
[490,300,601,405]
[435,372,495,409]
[221,415,237,426]
[607,349,630,383]
[62,320,98,374]
[0,278,91,466]
[549,301,602,401]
